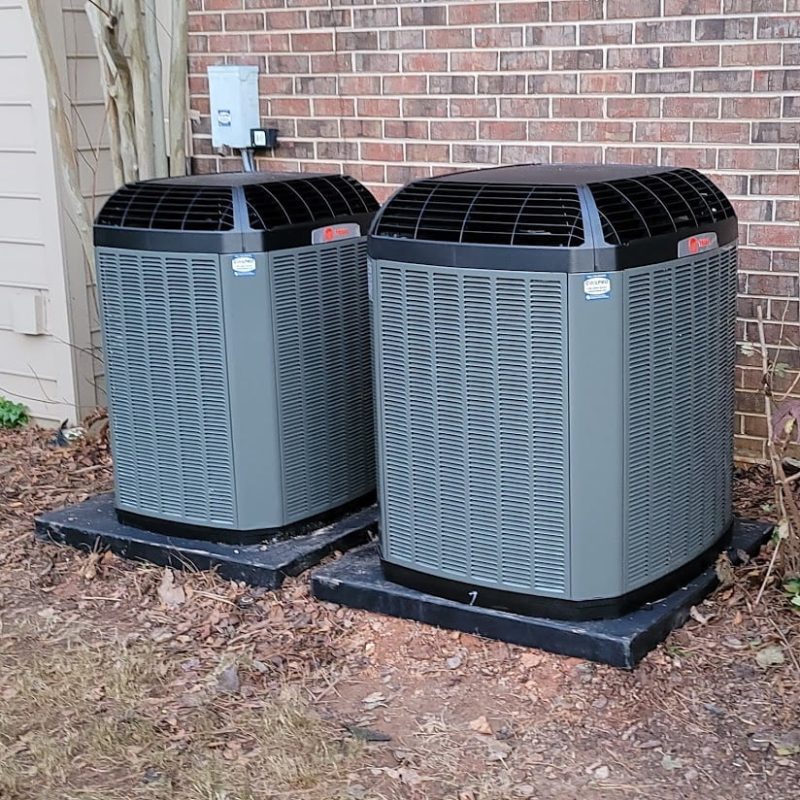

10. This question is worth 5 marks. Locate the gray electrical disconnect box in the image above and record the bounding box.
[208,65,260,149]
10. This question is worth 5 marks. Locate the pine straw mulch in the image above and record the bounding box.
[0,426,798,800]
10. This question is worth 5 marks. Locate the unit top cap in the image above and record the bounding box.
[369,163,737,272]
[431,163,678,186]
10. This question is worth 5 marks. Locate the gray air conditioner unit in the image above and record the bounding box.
[368,164,738,620]
[94,171,379,543]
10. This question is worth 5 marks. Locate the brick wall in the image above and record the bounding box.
[187,0,800,461]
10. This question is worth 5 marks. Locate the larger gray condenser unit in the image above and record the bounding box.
[94,172,379,542]
[369,164,738,619]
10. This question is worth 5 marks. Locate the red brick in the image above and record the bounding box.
[726,0,784,10]
[552,145,603,163]
[379,30,424,50]
[224,11,264,30]
[747,272,800,296]
[451,52,498,71]
[448,3,496,24]
[779,149,799,170]
[207,34,248,51]
[341,119,381,138]
[307,9,351,28]
[551,0,603,21]
[259,75,293,95]
[500,144,550,163]
[385,120,429,139]
[267,53,308,72]
[479,121,528,140]
[605,146,659,164]
[607,98,661,118]
[403,98,448,118]
[310,53,353,73]
[450,98,498,117]
[580,23,632,45]
[499,51,549,71]
[636,20,692,43]
[297,118,337,138]
[189,14,222,31]
[425,28,472,49]
[188,35,208,52]
[696,17,755,40]
[663,0,721,12]
[757,17,800,38]
[355,53,400,73]
[265,10,307,29]
[452,144,499,164]
[580,73,632,93]
[553,97,603,119]
[776,200,799,221]
[407,143,451,162]
[361,142,404,162]
[499,2,549,22]
[607,0,659,16]
[431,121,477,141]
[552,49,603,70]
[313,97,354,116]
[726,43,782,67]
[636,122,692,142]
[663,45,720,67]
[402,53,448,72]
[270,98,311,117]
[661,147,718,168]
[581,121,634,142]
[734,199,774,222]
[291,32,332,51]
[528,121,580,140]
[400,5,447,26]
[694,122,751,143]
[479,75,528,94]
[296,75,336,94]
[335,31,377,51]
[338,75,380,95]
[387,165,433,184]
[636,72,691,93]
[205,0,243,8]
[351,7,398,27]
[529,74,578,94]
[526,24,577,47]
[499,98,550,118]
[247,28,289,50]
[750,174,799,196]
[382,75,427,95]
[474,27,524,48]
[607,47,660,69]
[754,69,800,92]
[721,97,780,118]
[718,148,777,170]
[430,75,476,94]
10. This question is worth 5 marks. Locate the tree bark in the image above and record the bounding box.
[28,0,95,276]
[143,0,168,176]
[168,0,188,176]
[120,0,155,180]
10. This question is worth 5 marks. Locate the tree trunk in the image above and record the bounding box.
[120,0,155,180]
[143,0,168,176]
[28,0,95,276]
[168,0,188,177]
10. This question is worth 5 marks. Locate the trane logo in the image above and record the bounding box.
[678,232,718,257]
[311,223,361,244]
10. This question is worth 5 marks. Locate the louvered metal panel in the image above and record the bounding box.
[271,240,374,520]
[377,263,569,595]
[97,249,236,526]
[623,245,736,588]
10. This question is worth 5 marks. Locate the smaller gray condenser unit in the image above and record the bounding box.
[369,164,738,619]
[94,172,379,542]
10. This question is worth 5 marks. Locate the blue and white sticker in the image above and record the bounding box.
[584,273,611,301]
[231,255,256,277]
[217,109,232,127]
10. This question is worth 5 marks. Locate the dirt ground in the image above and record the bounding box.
[0,426,798,800]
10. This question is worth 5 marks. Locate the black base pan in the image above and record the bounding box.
[311,518,771,668]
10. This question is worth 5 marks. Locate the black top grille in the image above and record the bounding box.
[245,175,379,230]
[96,184,235,231]
[375,181,585,247]
[589,168,735,246]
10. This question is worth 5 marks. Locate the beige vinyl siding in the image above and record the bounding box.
[0,0,78,425]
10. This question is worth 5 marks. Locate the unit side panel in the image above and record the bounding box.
[375,260,570,598]
[622,244,737,591]
[270,239,375,524]
[566,273,625,600]
[96,248,236,527]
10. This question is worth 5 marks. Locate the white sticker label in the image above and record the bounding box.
[584,274,611,301]
[232,255,256,277]
[217,109,232,126]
